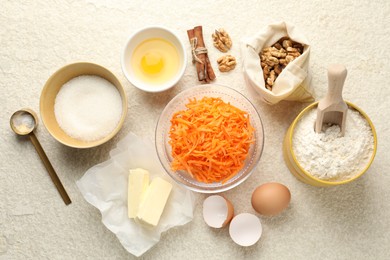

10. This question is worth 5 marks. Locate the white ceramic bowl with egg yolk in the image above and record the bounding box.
[121,26,187,92]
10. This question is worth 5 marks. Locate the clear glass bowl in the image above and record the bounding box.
[155,84,265,193]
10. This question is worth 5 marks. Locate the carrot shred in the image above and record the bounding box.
[169,97,255,183]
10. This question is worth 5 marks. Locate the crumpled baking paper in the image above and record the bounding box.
[76,132,195,257]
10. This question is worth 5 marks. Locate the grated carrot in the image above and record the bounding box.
[169,97,255,183]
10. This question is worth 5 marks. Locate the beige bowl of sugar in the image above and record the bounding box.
[40,62,127,148]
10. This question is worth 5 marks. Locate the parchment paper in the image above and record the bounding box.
[76,132,195,257]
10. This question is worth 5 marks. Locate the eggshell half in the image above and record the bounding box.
[203,195,234,228]
[229,213,262,246]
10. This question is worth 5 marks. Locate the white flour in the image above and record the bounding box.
[292,107,375,181]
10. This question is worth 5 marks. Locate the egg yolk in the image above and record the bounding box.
[141,52,164,74]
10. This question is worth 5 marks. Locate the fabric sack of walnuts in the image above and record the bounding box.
[241,22,314,105]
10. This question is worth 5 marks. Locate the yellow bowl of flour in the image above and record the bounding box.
[283,101,377,187]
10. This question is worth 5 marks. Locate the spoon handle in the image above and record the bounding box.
[326,64,347,103]
[29,132,72,205]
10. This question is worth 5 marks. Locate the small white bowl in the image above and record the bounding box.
[121,26,187,92]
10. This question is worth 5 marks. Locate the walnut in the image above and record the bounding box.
[274,43,282,50]
[279,59,287,66]
[212,29,232,52]
[274,64,284,75]
[259,37,304,90]
[282,39,293,49]
[271,50,287,58]
[265,56,279,66]
[266,70,276,86]
[263,65,270,78]
[217,54,236,72]
[285,55,296,63]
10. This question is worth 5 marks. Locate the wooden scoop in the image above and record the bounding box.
[315,64,348,136]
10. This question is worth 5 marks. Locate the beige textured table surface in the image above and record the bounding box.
[1,1,390,259]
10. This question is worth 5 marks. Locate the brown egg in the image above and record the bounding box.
[251,182,291,216]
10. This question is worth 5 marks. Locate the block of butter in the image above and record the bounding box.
[128,168,150,218]
[136,177,172,227]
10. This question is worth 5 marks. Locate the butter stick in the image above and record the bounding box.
[128,168,149,218]
[136,177,172,227]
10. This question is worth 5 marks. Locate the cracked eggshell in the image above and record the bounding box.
[202,195,234,228]
[229,213,262,247]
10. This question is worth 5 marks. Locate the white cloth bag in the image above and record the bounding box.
[241,21,314,104]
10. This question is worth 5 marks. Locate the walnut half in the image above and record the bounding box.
[212,28,232,53]
[217,55,236,72]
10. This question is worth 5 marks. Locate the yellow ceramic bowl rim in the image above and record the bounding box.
[287,101,377,185]
[40,61,128,149]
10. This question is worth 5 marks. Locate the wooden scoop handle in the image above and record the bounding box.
[325,64,347,103]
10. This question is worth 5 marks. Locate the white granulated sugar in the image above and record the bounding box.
[54,75,123,142]
[292,107,374,181]
[13,113,35,130]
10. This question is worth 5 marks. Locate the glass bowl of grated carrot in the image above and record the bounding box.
[156,84,264,193]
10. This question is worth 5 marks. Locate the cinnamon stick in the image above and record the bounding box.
[187,26,216,83]
[187,29,205,81]
[205,56,216,81]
